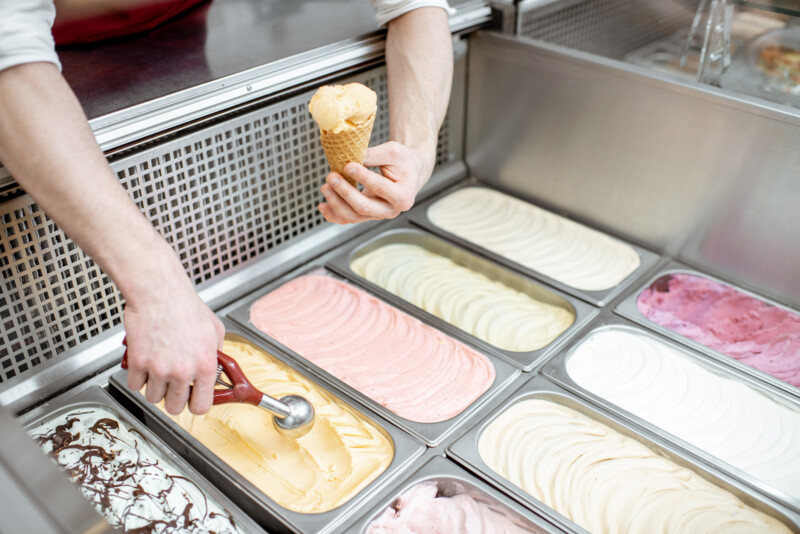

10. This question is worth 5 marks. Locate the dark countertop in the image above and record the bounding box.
[59,0,382,120]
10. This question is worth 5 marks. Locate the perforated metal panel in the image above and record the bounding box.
[0,65,458,384]
[0,195,123,381]
[519,0,698,59]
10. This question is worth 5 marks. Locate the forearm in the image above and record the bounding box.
[385,7,453,180]
[0,63,191,305]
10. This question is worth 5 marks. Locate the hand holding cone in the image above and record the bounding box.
[309,83,377,186]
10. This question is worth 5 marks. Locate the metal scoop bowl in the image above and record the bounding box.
[121,340,315,439]
[211,351,315,439]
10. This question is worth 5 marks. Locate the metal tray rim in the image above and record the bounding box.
[18,386,267,534]
[406,178,663,307]
[446,375,800,533]
[226,264,525,446]
[322,221,598,372]
[540,314,800,512]
[345,455,563,534]
[615,262,800,400]
[108,328,425,534]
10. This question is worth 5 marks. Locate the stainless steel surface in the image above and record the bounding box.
[108,326,425,534]
[268,394,315,439]
[345,455,563,534]
[446,375,800,533]
[257,394,292,418]
[517,0,699,60]
[212,358,314,435]
[0,51,467,403]
[487,0,518,34]
[615,261,800,400]
[51,0,485,155]
[541,313,800,512]
[226,263,522,446]
[324,222,598,371]
[0,403,112,534]
[61,1,378,121]
[406,178,664,307]
[465,32,800,309]
[17,386,265,534]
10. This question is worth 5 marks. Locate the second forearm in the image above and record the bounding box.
[0,63,191,305]
[385,7,453,178]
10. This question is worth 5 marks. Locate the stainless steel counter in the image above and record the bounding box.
[60,0,380,121]
[55,0,491,154]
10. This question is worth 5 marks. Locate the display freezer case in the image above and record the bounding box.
[1,3,799,533]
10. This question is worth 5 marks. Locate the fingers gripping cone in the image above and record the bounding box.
[309,83,378,187]
[319,114,375,186]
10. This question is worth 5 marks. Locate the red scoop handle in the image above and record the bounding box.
[121,337,263,406]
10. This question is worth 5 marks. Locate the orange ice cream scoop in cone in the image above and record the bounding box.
[309,83,377,186]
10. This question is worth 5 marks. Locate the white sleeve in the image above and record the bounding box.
[0,0,60,73]
[369,0,455,27]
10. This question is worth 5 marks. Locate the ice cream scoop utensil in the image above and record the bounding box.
[121,338,315,438]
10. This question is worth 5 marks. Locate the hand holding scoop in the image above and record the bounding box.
[121,339,315,439]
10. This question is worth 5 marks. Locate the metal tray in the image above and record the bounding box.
[720,26,800,109]
[227,266,523,446]
[541,313,800,512]
[18,386,266,534]
[406,179,662,307]
[324,222,597,372]
[108,327,425,534]
[615,261,800,400]
[344,455,563,534]
[446,376,800,533]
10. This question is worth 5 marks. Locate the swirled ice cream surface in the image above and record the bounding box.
[159,339,393,514]
[350,244,574,352]
[478,399,791,534]
[250,274,495,423]
[427,187,640,291]
[30,407,245,533]
[637,273,800,387]
[366,481,540,534]
[566,328,800,499]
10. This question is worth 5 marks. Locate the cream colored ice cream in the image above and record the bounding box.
[566,328,800,500]
[478,399,791,534]
[427,187,641,291]
[350,243,574,352]
[157,339,393,514]
[309,83,377,134]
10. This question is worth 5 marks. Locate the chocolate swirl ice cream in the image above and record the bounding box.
[31,407,245,534]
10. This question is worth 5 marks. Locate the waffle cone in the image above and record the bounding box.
[319,114,375,186]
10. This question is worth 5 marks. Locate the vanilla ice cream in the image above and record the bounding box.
[427,187,641,291]
[350,243,574,352]
[478,399,791,533]
[566,328,800,499]
[158,339,393,514]
[309,83,377,134]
